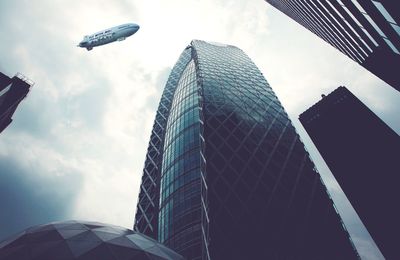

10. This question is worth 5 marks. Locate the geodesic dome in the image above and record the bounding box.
[0,220,184,260]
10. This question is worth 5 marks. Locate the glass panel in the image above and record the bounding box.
[372,1,397,24]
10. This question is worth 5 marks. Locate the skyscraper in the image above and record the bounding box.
[0,72,33,134]
[265,0,400,92]
[134,40,359,259]
[299,86,400,259]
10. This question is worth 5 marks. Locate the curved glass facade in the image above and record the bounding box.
[159,60,203,258]
[135,40,359,260]
[134,48,192,238]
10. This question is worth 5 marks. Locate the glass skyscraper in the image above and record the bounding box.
[265,0,400,92]
[134,40,359,259]
[300,86,400,259]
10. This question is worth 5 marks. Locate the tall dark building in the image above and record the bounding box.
[299,86,400,259]
[265,0,400,92]
[134,40,359,260]
[0,72,33,133]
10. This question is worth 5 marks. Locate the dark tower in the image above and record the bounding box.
[265,0,400,92]
[135,40,359,260]
[0,72,33,134]
[299,86,400,259]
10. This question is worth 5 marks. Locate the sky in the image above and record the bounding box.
[0,0,399,259]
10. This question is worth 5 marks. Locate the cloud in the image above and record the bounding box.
[0,141,83,241]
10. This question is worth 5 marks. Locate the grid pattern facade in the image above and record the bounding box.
[159,60,205,260]
[265,0,400,91]
[299,86,400,259]
[135,40,359,260]
[134,49,192,239]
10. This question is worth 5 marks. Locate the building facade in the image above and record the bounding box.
[265,0,400,92]
[134,40,359,259]
[0,72,33,134]
[299,86,400,259]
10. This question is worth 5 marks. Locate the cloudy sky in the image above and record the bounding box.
[1,0,399,259]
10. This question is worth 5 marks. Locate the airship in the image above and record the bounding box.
[77,23,140,51]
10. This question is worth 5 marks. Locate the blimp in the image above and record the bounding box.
[77,23,140,51]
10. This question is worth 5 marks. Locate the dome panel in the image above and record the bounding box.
[58,229,88,240]
[35,241,74,260]
[76,243,117,260]
[0,245,29,260]
[92,231,121,242]
[126,234,155,250]
[0,221,183,260]
[66,240,102,257]
[29,240,63,258]
[106,236,138,249]
[105,244,144,260]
